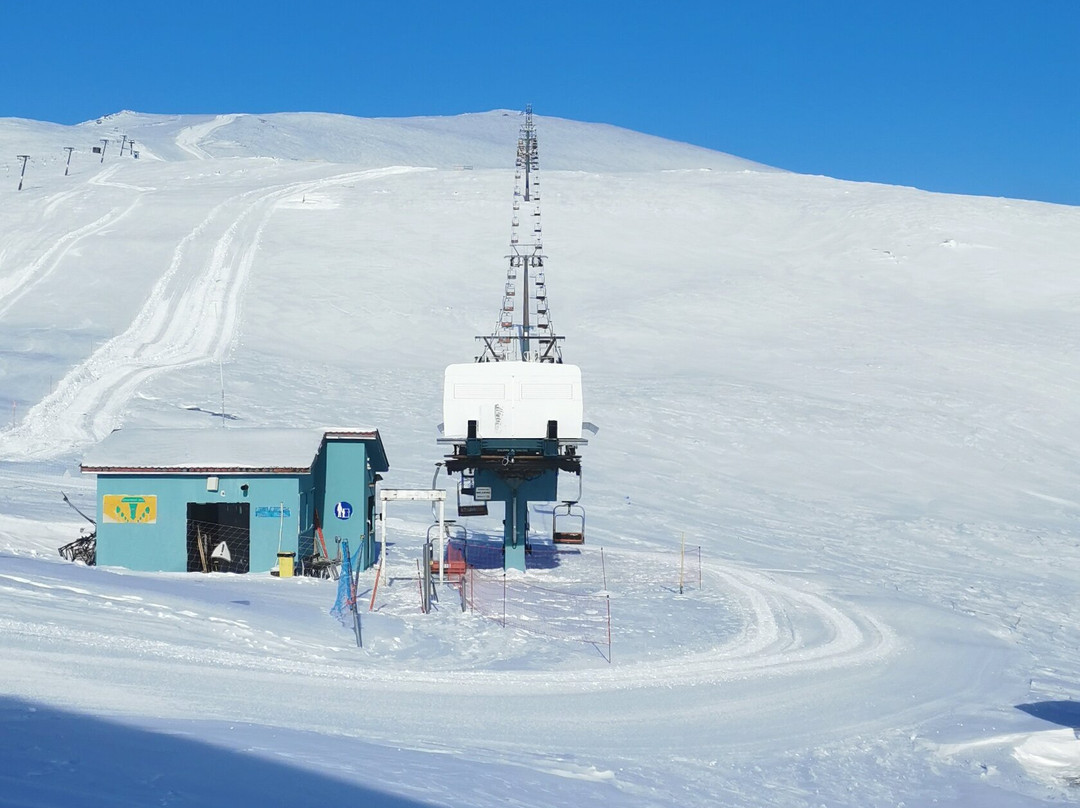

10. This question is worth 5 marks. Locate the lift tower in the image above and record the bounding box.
[476,104,563,365]
[440,106,587,572]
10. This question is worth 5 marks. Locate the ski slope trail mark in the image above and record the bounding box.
[174,114,240,160]
[0,548,917,762]
[0,166,423,461]
[0,200,143,320]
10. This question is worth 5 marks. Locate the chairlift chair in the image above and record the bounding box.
[552,502,585,545]
[457,479,489,517]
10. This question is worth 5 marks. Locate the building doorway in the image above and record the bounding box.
[186,502,250,573]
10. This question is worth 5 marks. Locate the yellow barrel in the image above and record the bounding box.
[277,552,295,578]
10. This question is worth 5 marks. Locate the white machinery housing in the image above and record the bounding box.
[443,361,583,440]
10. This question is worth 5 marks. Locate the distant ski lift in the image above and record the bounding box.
[552,502,585,545]
[511,234,519,245]
[536,271,546,285]
[507,266,518,280]
[512,217,519,227]
[505,282,515,296]
[513,200,520,210]
[500,315,513,328]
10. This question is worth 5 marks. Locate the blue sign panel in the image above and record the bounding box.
[334,501,353,520]
[255,506,291,518]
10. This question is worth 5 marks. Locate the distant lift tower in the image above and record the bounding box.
[439,105,589,572]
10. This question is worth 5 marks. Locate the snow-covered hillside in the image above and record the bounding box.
[2,109,1080,807]
[2,109,772,171]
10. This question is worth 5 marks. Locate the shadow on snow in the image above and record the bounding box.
[0,695,433,808]
[1015,700,1080,729]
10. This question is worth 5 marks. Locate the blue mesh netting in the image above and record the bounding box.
[330,539,355,626]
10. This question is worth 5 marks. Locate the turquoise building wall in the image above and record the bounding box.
[96,473,303,573]
[89,432,387,575]
[319,440,377,569]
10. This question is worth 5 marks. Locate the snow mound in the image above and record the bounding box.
[1014,729,1080,787]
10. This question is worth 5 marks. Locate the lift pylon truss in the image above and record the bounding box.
[478,105,564,364]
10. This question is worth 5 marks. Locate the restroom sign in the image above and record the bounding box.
[334,501,353,520]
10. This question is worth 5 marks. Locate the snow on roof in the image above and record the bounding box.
[81,427,385,474]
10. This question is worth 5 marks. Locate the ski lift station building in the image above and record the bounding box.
[80,427,389,574]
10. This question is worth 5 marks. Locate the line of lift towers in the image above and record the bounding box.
[438,106,591,573]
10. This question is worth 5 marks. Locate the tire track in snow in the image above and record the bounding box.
[0,552,893,695]
[0,165,141,281]
[174,114,240,160]
[0,199,143,319]
[0,547,905,764]
[0,167,423,461]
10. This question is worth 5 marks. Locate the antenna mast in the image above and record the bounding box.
[478,105,563,364]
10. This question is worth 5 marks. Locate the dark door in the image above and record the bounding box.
[186,502,250,573]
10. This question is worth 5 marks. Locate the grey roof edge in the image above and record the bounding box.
[80,426,389,475]
[321,427,389,472]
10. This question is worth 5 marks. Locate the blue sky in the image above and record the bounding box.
[3,2,1077,204]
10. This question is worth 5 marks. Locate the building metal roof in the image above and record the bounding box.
[81,427,388,475]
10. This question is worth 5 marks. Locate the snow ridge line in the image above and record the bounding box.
[0,166,423,461]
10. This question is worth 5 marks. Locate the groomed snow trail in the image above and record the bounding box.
[174,114,240,159]
[0,166,423,460]
[0,552,893,694]
[0,542,912,781]
[0,200,143,319]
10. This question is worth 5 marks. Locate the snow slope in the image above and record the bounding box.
[2,109,1080,806]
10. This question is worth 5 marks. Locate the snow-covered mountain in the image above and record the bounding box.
[1,109,1079,807]
[2,109,772,170]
